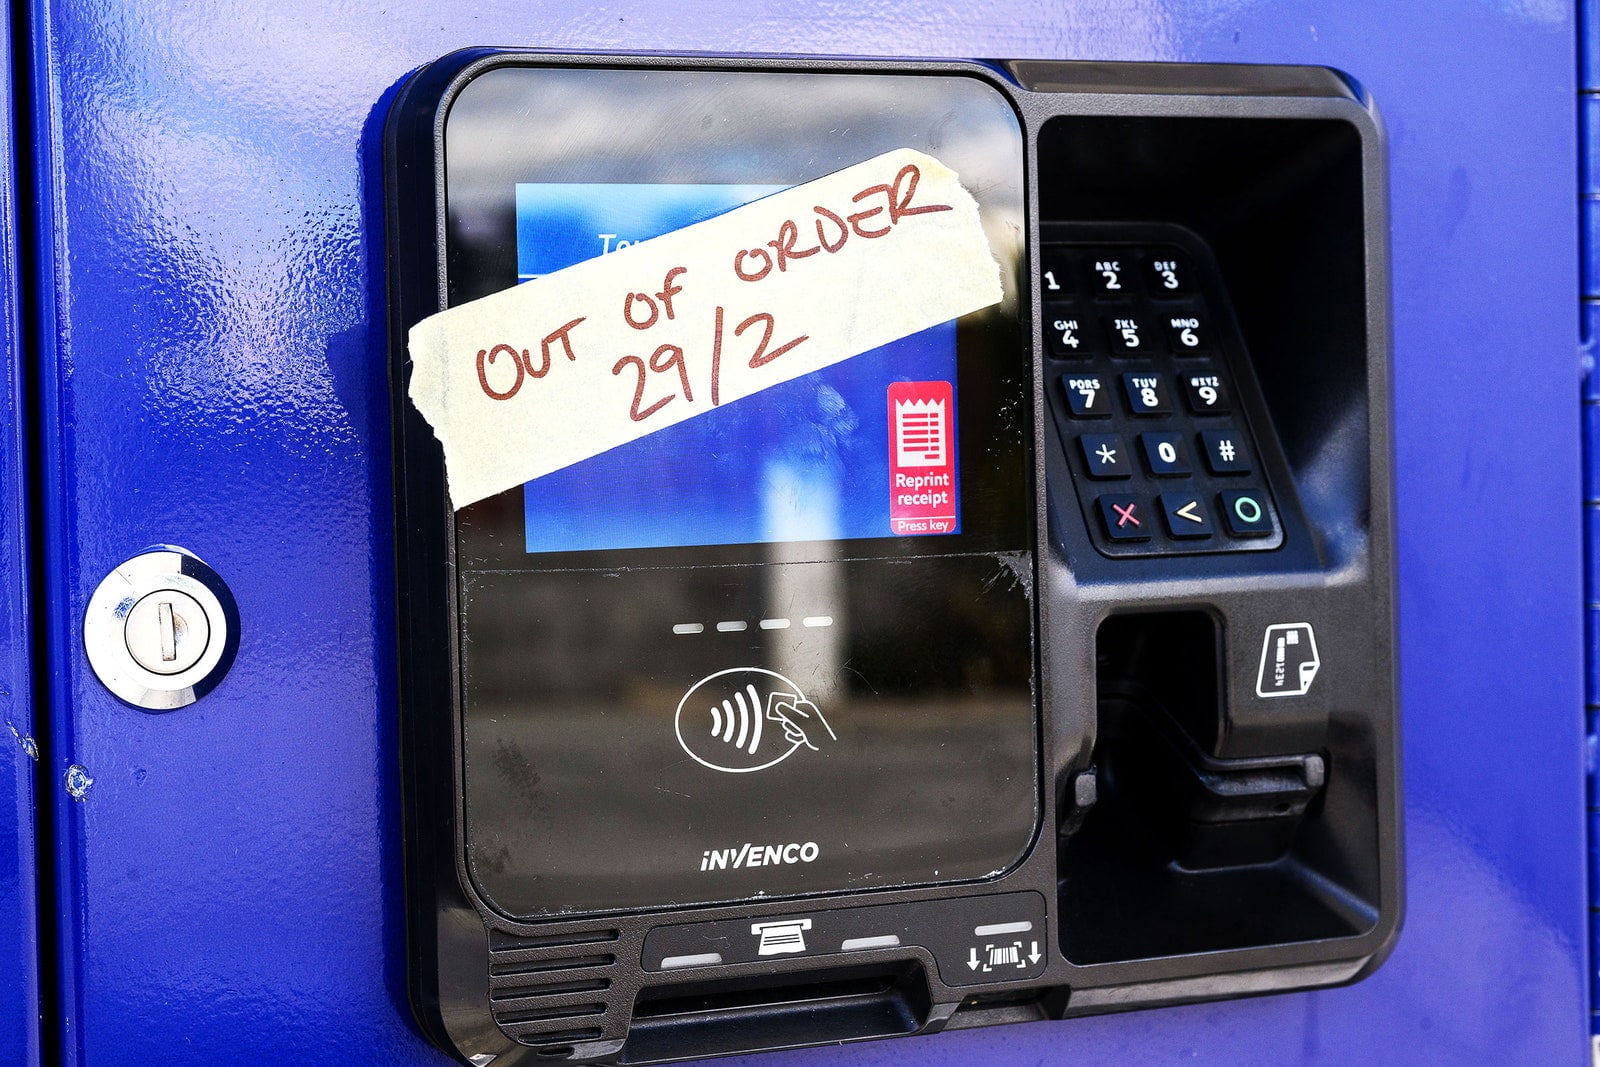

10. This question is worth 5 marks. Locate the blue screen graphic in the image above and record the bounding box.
[516,183,960,553]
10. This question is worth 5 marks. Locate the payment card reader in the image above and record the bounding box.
[386,52,1397,1065]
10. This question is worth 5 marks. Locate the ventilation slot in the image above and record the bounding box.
[491,927,621,951]
[491,953,616,979]
[491,977,610,1001]
[514,1026,604,1047]
[498,1001,607,1026]
[488,927,620,1053]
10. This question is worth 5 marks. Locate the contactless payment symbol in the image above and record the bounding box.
[888,380,958,536]
[675,668,835,774]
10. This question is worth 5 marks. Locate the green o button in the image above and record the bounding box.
[1221,490,1273,538]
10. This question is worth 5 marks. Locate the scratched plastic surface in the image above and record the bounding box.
[21,0,1582,1063]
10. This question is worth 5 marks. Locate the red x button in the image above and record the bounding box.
[1096,494,1151,542]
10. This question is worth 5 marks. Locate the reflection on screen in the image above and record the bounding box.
[516,182,961,554]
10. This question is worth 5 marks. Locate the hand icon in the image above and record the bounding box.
[765,692,837,751]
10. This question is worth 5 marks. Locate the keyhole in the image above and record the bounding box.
[124,589,211,676]
[158,600,177,662]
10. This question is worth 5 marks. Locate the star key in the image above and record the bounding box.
[1078,433,1131,479]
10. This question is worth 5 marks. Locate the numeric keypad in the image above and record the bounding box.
[1045,235,1282,556]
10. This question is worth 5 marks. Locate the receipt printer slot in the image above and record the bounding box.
[628,963,930,1063]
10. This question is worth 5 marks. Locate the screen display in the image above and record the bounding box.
[436,67,1035,919]
[515,182,962,555]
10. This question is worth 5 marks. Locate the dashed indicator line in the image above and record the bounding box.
[672,616,835,634]
[841,935,901,952]
[660,952,723,970]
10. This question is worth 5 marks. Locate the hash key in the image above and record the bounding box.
[1199,429,1251,474]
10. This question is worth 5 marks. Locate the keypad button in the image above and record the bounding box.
[1103,314,1156,355]
[1159,493,1214,539]
[1121,373,1171,416]
[1163,314,1210,354]
[1086,253,1131,297]
[1143,253,1192,296]
[1041,250,1074,298]
[1183,372,1232,415]
[1044,311,1089,358]
[1061,375,1111,418]
[1139,432,1191,476]
[1079,433,1131,478]
[1219,490,1276,538]
[1097,494,1151,541]
[1199,429,1251,474]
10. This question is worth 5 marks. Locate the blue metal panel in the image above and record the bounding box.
[23,1,1582,1064]
[1577,49,1596,1024]
[0,0,41,1062]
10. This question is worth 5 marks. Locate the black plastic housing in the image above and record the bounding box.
[386,50,1397,1066]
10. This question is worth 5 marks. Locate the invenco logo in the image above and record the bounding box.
[700,841,821,872]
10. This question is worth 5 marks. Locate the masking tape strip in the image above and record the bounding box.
[406,148,1004,510]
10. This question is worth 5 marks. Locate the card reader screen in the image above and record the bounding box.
[515,182,961,554]
[441,66,1035,920]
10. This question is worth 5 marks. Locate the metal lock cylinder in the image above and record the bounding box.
[83,547,239,711]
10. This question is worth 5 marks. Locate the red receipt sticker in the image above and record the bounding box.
[887,380,958,536]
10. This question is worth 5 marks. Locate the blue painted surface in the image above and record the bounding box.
[1584,0,1600,1033]
[20,0,1583,1063]
[0,3,41,1064]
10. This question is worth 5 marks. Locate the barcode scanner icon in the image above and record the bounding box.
[676,667,835,774]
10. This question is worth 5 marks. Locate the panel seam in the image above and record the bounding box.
[9,0,65,1061]
[1580,0,1598,1057]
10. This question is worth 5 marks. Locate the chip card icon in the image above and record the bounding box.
[1256,623,1320,697]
